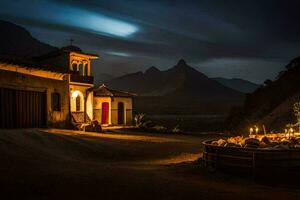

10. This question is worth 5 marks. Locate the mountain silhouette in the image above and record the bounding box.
[107,59,243,99]
[0,20,56,58]
[212,77,260,93]
[107,59,244,114]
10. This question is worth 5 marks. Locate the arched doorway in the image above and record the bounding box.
[118,102,125,125]
[70,90,85,123]
[76,95,81,112]
[71,90,84,112]
[102,102,109,124]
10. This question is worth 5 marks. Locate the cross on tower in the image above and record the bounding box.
[69,38,74,46]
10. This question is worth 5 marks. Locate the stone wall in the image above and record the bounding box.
[0,67,70,128]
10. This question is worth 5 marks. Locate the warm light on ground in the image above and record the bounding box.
[46,129,182,143]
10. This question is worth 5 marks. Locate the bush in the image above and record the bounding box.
[134,113,146,127]
[172,124,181,133]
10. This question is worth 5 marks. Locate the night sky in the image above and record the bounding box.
[1,0,300,83]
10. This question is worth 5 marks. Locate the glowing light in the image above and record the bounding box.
[105,51,131,57]
[249,128,253,135]
[85,14,138,37]
[0,1,139,38]
[72,90,80,98]
[53,5,138,37]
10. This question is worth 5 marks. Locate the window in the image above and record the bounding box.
[84,63,88,76]
[76,95,81,112]
[72,63,78,71]
[52,92,61,111]
[78,63,83,75]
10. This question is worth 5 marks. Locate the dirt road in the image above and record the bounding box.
[0,129,299,199]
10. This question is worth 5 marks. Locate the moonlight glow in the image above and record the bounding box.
[0,0,138,38]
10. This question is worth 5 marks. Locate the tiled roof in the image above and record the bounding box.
[94,84,136,97]
[36,45,98,59]
[0,56,64,74]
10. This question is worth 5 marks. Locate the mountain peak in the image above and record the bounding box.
[172,59,199,74]
[145,66,160,74]
[0,20,55,57]
[174,59,193,71]
[177,59,187,66]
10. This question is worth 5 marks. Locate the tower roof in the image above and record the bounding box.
[61,45,83,53]
[60,45,98,58]
[93,84,136,97]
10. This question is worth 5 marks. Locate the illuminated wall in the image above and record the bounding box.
[111,97,133,125]
[70,89,84,112]
[93,96,133,125]
[93,97,112,125]
[0,65,70,128]
[86,91,93,121]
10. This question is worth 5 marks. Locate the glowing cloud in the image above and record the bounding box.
[0,0,138,38]
[83,14,138,37]
[57,6,138,37]
[105,51,131,57]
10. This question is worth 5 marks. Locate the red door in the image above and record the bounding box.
[101,102,109,124]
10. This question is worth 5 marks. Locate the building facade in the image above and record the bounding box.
[93,85,135,126]
[0,46,135,129]
[0,61,70,128]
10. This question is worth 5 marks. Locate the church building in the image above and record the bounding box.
[0,45,135,129]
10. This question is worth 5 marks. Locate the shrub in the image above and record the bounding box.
[134,113,146,127]
[172,124,181,133]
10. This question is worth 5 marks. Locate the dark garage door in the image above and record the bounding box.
[0,87,46,128]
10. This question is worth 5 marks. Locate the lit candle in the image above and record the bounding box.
[290,128,294,138]
[255,127,259,135]
[249,128,253,135]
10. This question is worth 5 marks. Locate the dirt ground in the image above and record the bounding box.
[0,129,299,200]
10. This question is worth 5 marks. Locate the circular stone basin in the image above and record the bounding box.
[202,140,300,177]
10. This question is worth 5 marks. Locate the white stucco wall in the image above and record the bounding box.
[93,96,133,125]
[93,97,112,125]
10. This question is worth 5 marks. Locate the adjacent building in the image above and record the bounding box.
[94,84,135,126]
[0,45,135,129]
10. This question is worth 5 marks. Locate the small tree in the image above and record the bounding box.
[134,113,145,128]
[293,102,300,132]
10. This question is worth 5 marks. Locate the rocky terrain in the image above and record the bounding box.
[225,57,300,133]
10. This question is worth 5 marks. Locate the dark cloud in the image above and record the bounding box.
[1,0,300,83]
